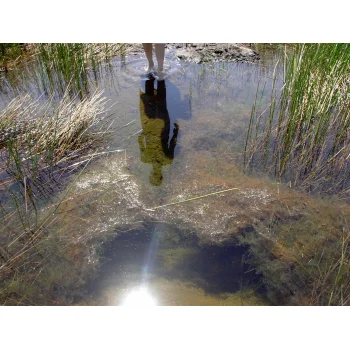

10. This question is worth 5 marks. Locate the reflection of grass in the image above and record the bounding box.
[245,43,350,196]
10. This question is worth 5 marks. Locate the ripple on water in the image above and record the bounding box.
[120,52,183,81]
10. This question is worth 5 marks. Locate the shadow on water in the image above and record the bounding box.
[86,221,264,305]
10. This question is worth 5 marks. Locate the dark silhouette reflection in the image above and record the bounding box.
[138,77,179,186]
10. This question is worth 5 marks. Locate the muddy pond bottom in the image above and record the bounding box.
[85,222,267,306]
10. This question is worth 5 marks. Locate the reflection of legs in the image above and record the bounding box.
[142,79,156,118]
[154,44,165,72]
[142,43,154,71]
[145,78,155,96]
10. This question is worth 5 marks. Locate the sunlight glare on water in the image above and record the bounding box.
[121,286,157,307]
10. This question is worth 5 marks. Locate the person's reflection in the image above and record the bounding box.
[138,77,179,186]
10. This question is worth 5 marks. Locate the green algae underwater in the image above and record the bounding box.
[0,43,349,306]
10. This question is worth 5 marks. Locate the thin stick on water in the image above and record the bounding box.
[115,119,135,130]
[24,176,27,213]
[148,187,240,211]
[129,130,142,138]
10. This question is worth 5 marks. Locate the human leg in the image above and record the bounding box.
[142,43,154,71]
[154,44,165,73]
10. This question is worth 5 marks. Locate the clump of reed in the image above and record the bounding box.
[1,89,107,165]
[0,88,109,211]
[0,89,109,304]
[244,44,350,196]
[34,43,126,97]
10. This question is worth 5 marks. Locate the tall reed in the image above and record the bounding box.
[244,44,350,196]
[34,43,126,97]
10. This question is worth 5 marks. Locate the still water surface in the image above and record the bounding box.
[3,45,343,306]
[72,47,279,305]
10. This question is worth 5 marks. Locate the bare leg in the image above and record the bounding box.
[154,44,165,72]
[142,43,154,71]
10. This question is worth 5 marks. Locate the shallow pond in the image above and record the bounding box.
[1,44,349,306]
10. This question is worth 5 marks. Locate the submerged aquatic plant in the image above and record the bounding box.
[239,213,350,306]
[0,44,28,69]
[244,43,350,196]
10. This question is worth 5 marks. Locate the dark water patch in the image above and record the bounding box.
[161,244,262,295]
[85,221,263,305]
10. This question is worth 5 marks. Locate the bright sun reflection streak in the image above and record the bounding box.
[121,286,157,306]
